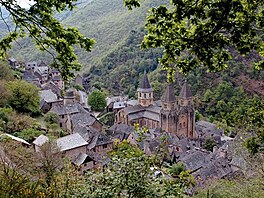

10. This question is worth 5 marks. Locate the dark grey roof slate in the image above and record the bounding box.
[39,89,58,103]
[57,133,88,151]
[140,71,151,89]
[71,112,97,129]
[162,84,176,102]
[33,135,49,146]
[194,158,232,181]
[179,80,192,98]
[107,123,134,141]
[95,133,112,145]
[51,103,84,116]
[73,153,94,166]
[179,150,210,171]
[73,124,97,142]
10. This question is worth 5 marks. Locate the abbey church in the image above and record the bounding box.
[115,72,197,138]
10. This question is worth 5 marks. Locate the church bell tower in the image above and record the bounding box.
[137,71,153,107]
[160,84,178,133]
[177,80,196,138]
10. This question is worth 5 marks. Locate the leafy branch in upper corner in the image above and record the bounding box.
[124,0,264,81]
[0,0,95,80]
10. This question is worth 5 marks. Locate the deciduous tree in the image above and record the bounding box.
[6,80,40,114]
[0,0,95,80]
[124,0,264,81]
[88,90,107,111]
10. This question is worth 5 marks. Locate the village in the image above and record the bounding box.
[4,58,243,187]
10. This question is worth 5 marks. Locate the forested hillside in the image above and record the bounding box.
[7,0,167,69]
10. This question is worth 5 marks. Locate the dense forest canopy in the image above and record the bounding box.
[123,0,264,80]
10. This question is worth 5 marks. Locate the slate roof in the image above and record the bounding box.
[128,111,160,121]
[41,81,62,97]
[123,104,161,122]
[73,153,93,166]
[123,105,144,114]
[194,158,232,181]
[39,89,58,103]
[196,121,217,129]
[71,112,97,129]
[107,123,134,141]
[140,71,151,89]
[95,133,112,146]
[73,124,92,141]
[126,99,138,106]
[196,120,223,138]
[51,103,85,116]
[33,135,49,146]
[57,133,88,151]
[86,151,110,165]
[113,101,126,109]
[179,149,210,171]
[179,80,192,98]
[162,84,176,102]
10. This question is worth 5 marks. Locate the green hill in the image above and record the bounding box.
[8,0,167,71]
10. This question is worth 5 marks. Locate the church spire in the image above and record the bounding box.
[179,79,192,98]
[161,84,176,111]
[162,84,176,103]
[178,79,193,107]
[140,70,151,89]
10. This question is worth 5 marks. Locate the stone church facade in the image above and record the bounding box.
[115,72,197,138]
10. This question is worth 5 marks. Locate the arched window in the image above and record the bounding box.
[183,122,186,127]
[144,93,146,98]
[180,123,182,128]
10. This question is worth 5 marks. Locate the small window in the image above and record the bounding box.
[60,123,62,127]
[188,101,191,105]
[164,104,167,109]
[144,93,146,98]
[62,115,64,119]
[181,100,184,105]
[183,122,186,127]
[103,144,107,149]
[140,93,142,97]
[180,123,182,128]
